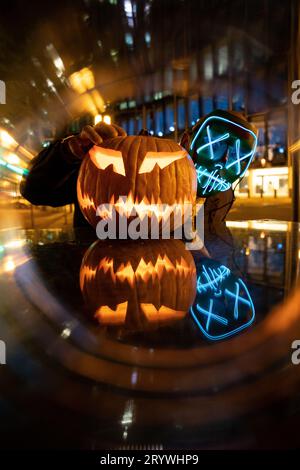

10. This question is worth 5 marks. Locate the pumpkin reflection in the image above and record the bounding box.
[80,239,196,330]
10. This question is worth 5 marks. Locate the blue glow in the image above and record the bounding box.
[125,33,134,46]
[196,125,230,159]
[190,115,258,194]
[190,260,255,341]
[197,263,230,294]
[196,166,231,195]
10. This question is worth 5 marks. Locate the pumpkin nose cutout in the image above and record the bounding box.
[90,146,126,176]
[138,150,187,174]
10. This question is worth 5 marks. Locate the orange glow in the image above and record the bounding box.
[95,254,196,287]
[77,181,96,211]
[140,303,186,322]
[96,191,194,221]
[90,146,126,176]
[138,150,187,174]
[91,90,105,113]
[79,265,97,291]
[95,301,128,324]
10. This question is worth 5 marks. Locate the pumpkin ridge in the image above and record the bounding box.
[155,137,160,206]
[132,135,143,203]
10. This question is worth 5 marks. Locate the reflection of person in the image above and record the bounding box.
[21,122,233,228]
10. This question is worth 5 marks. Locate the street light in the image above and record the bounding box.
[0,129,17,150]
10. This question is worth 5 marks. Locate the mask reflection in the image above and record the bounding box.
[190,258,255,340]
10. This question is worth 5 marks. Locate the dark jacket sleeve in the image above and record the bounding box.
[20,140,82,207]
[204,187,234,226]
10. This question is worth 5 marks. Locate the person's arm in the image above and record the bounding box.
[20,139,81,207]
[21,123,126,207]
[204,187,234,227]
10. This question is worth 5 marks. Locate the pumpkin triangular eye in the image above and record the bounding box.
[138,150,187,174]
[89,146,126,176]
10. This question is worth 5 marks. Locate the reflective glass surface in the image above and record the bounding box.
[0,220,299,449]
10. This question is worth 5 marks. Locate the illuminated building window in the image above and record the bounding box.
[123,0,135,28]
[202,96,213,115]
[136,116,142,133]
[190,59,198,83]
[248,75,267,114]
[233,42,244,71]
[203,50,213,80]
[237,174,249,195]
[146,110,154,132]
[125,32,134,47]
[217,44,228,75]
[121,120,128,133]
[177,99,185,130]
[145,32,151,46]
[189,98,199,126]
[155,108,164,135]
[128,100,136,108]
[164,67,173,91]
[215,91,229,110]
[268,111,287,165]
[110,49,119,63]
[128,118,135,135]
[232,83,246,111]
[165,104,175,133]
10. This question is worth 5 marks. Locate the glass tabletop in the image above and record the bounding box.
[0,220,299,449]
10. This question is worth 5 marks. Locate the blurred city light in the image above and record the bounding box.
[103,115,112,125]
[94,114,102,125]
[0,129,17,150]
[6,153,20,165]
[69,68,105,116]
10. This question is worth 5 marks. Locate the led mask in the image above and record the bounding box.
[190,258,255,340]
[187,110,258,197]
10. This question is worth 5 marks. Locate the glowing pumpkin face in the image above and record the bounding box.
[186,110,258,197]
[77,135,196,231]
[80,239,196,330]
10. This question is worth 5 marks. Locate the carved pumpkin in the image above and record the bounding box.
[77,135,196,233]
[80,239,196,330]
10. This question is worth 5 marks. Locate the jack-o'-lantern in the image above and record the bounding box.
[183,110,258,197]
[80,239,196,330]
[77,135,196,233]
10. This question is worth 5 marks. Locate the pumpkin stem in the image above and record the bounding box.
[138,129,150,136]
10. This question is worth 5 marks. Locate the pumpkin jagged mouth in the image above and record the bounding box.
[80,254,196,290]
[94,302,186,325]
[96,191,195,222]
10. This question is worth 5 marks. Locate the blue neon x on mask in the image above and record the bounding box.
[190,258,255,341]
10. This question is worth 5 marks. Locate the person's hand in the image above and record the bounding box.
[66,122,126,159]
